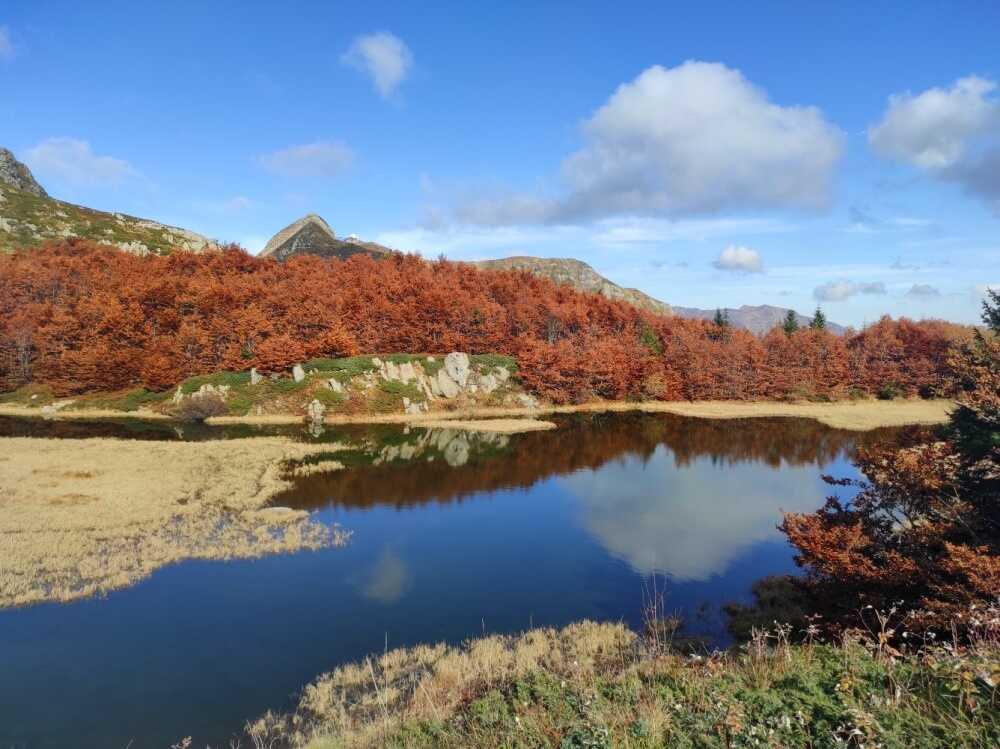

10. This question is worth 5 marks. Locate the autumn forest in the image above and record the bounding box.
[0,240,971,401]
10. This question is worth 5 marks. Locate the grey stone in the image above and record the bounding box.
[327,378,344,393]
[444,352,471,387]
[397,361,417,382]
[437,369,460,399]
[306,398,325,423]
[292,364,305,383]
[250,367,263,385]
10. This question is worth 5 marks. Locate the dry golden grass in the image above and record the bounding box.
[413,418,557,434]
[643,398,955,430]
[0,436,350,608]
[3,398,954,431]
[247,620,635,748]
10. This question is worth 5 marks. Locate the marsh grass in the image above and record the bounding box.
[0,436,350,607]
[241,610,1000,749]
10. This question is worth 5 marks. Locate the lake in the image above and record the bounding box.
[0,413,899,748]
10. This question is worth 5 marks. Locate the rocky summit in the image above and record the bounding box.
[260,214,394,261]
[0,148,47,198]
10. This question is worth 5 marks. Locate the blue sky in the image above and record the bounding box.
[2,1,999,326]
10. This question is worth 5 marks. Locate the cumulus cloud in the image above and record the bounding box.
[0,26,14,61]
[23,137,138,187]
[342,32,412,99]
[814,280,887,302]
[869,76,1000,213]
[906,283,941,298]
[453,61,844,225]
[712,244,763,273]
[259,141,354,178]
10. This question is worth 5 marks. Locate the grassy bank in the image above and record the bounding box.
[0,396,954,432]
[0,436,350,607]
[243,620,1000,748]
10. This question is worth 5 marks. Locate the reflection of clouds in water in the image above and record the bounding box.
[362,549,412,603]
[561,445,832,582]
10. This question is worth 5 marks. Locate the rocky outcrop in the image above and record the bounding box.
[260,214,395,262]
[172,383,230,405]
[472,256,673,316]
[0,148,47,197]
[318,353,523,415]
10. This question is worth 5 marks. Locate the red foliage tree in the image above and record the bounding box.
[0,240,965,403]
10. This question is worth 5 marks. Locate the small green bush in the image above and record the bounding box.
[877,381,902,400]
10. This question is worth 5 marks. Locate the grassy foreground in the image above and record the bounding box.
[242,620,1000,749]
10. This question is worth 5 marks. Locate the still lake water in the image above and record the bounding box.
[0,413,899,748]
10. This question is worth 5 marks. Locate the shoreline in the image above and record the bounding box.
[0,398,954,431]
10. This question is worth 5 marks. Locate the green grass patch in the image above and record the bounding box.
[178,370,251,395]
[471,353,518,372]
[303,356,379,377]
[0,383,56,406]
[378,379,425,402]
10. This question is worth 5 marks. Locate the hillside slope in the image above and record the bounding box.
[471,256,674,316]
[0,147,215,255]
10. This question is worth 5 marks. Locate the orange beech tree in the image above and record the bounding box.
[782,290,1000,635]
[0,240,965,401]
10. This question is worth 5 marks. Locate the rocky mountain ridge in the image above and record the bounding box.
[0,146,216,255]
[471,256,674,316]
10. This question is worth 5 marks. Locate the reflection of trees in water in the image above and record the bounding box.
[277,413,913,512]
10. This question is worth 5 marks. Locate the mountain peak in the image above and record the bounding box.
[0,148,47,198]
[259,214,394,261]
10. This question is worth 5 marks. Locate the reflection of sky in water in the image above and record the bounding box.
[361,548,412,603]
[563,445,841,581]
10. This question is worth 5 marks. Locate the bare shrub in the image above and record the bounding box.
[170,393,228,422]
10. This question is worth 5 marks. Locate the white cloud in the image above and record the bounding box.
[814,280,888,302]
[906,283,941,298]
[869,76,1000,213]
[453,61,844,225]
[869,76,996,168]
[259,141,354,178]
[23,137,138,187]
[0,26,14,61]
[342,32,412,99]
[712,244,763,273]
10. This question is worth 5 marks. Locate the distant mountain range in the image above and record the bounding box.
[0,148,841,334]
[0,148,215,255]
[469,256,842,334]
[673,305,846,335]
